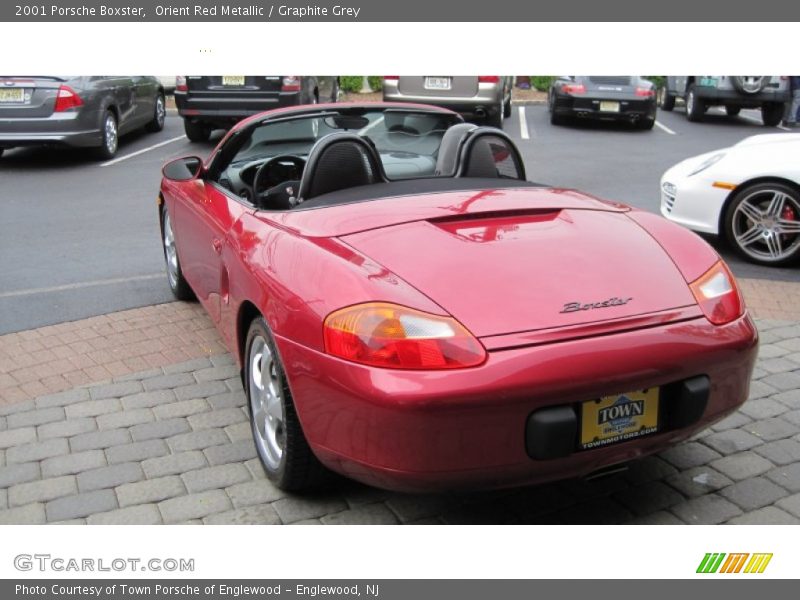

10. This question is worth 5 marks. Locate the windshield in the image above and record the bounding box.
[230,108,461,180]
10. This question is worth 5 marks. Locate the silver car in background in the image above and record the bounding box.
[0,76,165,160]
[382,76,513,128]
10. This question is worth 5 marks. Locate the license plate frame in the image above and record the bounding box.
[599,100,620,113]
[579,388,660,450]
[0,88,25,103]
[222,76,246,87]
[424,76,451,91]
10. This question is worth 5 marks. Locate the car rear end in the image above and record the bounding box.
[274,190,758,492]
[553,76,656,123]
[382,76,506,123]
[693,76,789,108]
[0,76,103,151]
[175,76,309,129]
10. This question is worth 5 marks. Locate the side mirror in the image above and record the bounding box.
[162,156,203,181]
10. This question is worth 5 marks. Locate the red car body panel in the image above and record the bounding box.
[159,104,758,492]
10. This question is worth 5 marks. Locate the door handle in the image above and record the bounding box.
[212,239,222,254]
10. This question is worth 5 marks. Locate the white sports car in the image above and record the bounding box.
[661,133,800,266]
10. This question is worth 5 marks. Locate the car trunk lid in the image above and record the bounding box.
[340,208,697,339]
[185,75,284,94]
[0,76,68,119]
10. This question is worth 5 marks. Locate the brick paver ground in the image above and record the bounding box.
[1,279,800,524]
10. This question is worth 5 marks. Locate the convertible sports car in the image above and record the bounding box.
[548,76,657,129]
[661,133,800,266]
[158,103,758,492]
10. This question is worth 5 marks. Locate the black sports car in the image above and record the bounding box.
[548,76,657,129]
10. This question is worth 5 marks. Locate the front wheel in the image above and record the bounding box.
[183,118,211,142]
[685,85,705,122]
[762,103,784,127]
[245,317,329,491]
[145,93,166,132]
[161,205,195,300]
[724,182,800,266]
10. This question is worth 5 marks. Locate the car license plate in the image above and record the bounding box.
[424,76,451,91]
[0,88,25,103]
[579,388,659,450]
[599,101,620,112]
[700,77,718,87]
[222,76,245,86]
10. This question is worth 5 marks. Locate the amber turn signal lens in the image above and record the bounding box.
[689,261,744,325]
[323,303,486,370]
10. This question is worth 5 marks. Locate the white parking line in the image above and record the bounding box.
[654,120,676,135]
[518,106,530,140]
[730,109,790,131]
[100,136,186,167]
[0,274,163,299]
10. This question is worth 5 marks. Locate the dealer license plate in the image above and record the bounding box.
[0,88,25,103]
[599,101,620,112]
[579,388,659,450]
[424,76,451,91]
[222,76,245,86]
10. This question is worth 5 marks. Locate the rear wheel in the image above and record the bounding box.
[724,182,800,266]
[725,106,741,117]
[635,118,655,130]
[0,148,4,159]
[658,86,675,111]
[762,103,784,127]
[488,99,503,128]
[183,118,211,142]
[161,206,195,300]
[145,93,166,132]
[503,90,512,118]
[94,111,118,160]
[685,85,705,122]
[245,317,329,491]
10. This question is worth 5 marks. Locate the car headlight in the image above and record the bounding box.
[689,152,726,176]
[661,182,677,196]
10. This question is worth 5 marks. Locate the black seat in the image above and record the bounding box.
[456,127,527,180]
[296,133,385,203]
[434,123,478,176]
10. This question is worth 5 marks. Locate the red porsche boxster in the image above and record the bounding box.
[158,103,758,492]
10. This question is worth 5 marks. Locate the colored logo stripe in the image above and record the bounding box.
[697,553,773,574]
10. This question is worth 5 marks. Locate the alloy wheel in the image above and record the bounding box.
[731,188,800,262]
[104,114,118,155]
[249,335,285,470]
[163,212,179,288]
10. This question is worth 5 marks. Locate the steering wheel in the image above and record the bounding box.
[252,155,307,209]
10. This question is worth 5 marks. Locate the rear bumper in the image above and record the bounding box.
[277,313,758,492]
[553,94,656,120]
[0,113,101,148]
[693,87,789,106]
[383,82,504,119]
[175,91,303,125]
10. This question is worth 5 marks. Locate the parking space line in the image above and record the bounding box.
[100,136,186,167]
[736,110,790,131]
[518,106,530,140]
[0,274,163,299]
[654,120,676,135]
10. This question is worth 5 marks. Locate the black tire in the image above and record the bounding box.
[636,118,655,130]
[94,110,119,160]
[725,106,741,117]
[762,103,784,127]
[723,182,800,267]
[685,85,705,122]
[503,92,512,119]
[244,317,329,491]
[487,100,503,128]
[160,205,195,301]
[0,148,4,159]
[550,109,567,126]
[658,87,675,111]
[183,119,211,142]
[145,93,166,132]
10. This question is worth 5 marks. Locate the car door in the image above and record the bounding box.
[133,76,158,125]
[171,179,251,325]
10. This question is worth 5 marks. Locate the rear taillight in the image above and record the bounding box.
[562,83,586,95]
[175,76,188,92]
[635,87,655,97]
[689,261,744,325]
[323,303,486,370]
[281,76,301,92]
[384,76,400,81]
[53,85,83,112]
[478,76,500,83]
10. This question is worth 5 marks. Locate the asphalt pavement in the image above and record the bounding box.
[0,104,797,335]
